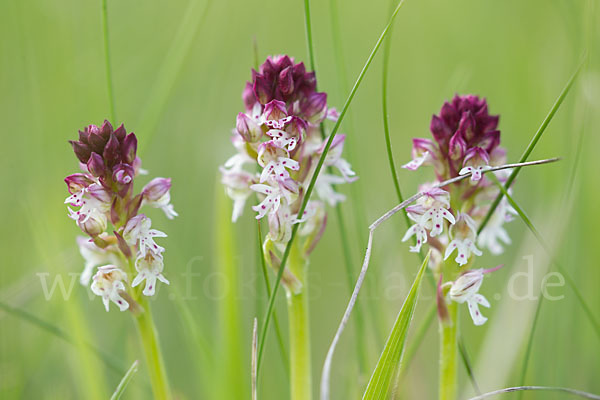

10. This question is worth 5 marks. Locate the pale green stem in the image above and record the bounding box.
[128,259,171,400]
[439,302,458,400]
[287,242,312,400]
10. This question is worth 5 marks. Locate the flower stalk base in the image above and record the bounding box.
[287,243,312,400]
[439,301,458,400]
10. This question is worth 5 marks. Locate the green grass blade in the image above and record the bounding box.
[477,58,585,234]
[101,0,116,122]
[468,386,600,400]
[110,360,139,400]
[488,174,600,336]
[381,0,410,230]
[0,300,126,376]
[138,0,212,150]
[257,0,409,376]
[256,221,290,378]
[516,291,543,400]
[302,0,370,378]
[458,335,481,395]
[362,252,429,399]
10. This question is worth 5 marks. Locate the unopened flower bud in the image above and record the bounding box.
[236,113,262,142]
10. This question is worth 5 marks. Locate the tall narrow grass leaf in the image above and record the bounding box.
[110,360,139,400]
[362,252,429,399]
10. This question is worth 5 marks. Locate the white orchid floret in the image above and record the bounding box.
[402,206,429,253]
[401,138,439,171]
[417,188,455,237]
[295,200,326,237]
[459,147,492,182]
[266,203,295,244]
[65,183,111,235]
[448,266,501,325]
[142,177,178,220]
[260,157,300,183]
[319,134,358,182]
[91,265,129,312]
[133,252,170,296]
[123,214,167,257]
[314,173,347,206]
[478,197,516,254]
[220,167,256,222]
[250,182,285,219]
[77,237,118,286]
[444,212,482,266]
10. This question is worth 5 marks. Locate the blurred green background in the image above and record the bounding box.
[1,0,599,398]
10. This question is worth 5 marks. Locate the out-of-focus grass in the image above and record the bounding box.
[0,0,599,399]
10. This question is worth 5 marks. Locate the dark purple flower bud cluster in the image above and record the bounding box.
[404,95,504,182]
[242,55,327,123]
[64,121,177,311]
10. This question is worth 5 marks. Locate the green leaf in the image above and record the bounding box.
[110,360,139,400]
[362,251,430,399]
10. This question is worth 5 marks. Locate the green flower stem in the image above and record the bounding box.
[439,301,458,400]
[287,242,312,400]
[128,259,171,400]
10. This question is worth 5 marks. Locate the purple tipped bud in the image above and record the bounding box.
[87,152,106,177]
[113,124,127,141]
[263,100,288,121]
[88,130,108,154]
[142,177,171,202]
[236,113,262,142]
[278,66,294,96]
[79,212,107,237]
[430,115,450,145]
[78,129,90,144]
[253,75,272,105]
[457,111,476,142]
[64,173,94,194]
[103,133,121,167]
[302,92,327,123]
[112,163,135,186]
[242,82,257,110]
[70,141,92,163]
[121,133,137,164]
[448,132,467,160]
[99,120,113,138]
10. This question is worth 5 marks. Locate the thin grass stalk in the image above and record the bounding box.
[489,174,600,338]
[458,335,481,395]
[287,241,312,400]
[328,0,384,352]
[101,0,116,122]
[477,58,585,234]
[257,221,290,377]
[110,360,139,400]
[303,0,370,378]
[257,0,409,376]
[467,386,600,400]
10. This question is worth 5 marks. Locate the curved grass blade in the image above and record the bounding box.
[477,57,586,234]
[0,300,125,376]
[257,0,409,377]
[110,360,139,400]
[361,252,429,399]
[489,174,600,339]
[458,335,481,395]
[468,386,600,400]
